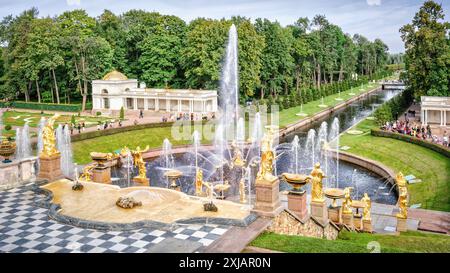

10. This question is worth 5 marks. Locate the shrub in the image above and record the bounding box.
[96,111,102,116]
[71,115,76,125]
[374,104,393,126]
[4,124,12,131]
[120,106,125,120]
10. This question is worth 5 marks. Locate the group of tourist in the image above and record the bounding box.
[96,120,122,131]
[161,112,213,123]
[381,118,449,148]
[63,122,86,135]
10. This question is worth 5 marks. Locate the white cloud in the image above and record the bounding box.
[366,0,381,6]
[66,0,81,6]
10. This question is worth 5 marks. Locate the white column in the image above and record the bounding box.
[178,100,182,112]
[424,109,427,125]
[155,99,159,111]
[441,110,444,126]
[133,98,137,110]
[166,99,170,112]
[190,100,193,113]
[144,98,148,110]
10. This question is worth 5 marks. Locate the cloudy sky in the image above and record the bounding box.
[0,0,448,53]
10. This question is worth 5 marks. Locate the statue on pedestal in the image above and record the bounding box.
[230,141,245,168]
[239,178,246,203]
[131,145,150,183]
[256,133,276,182]
[310,163,326,202]
[361,193,371,220]
[342,187,354,214]
[396,185,408,219]
[195,168,204,196]
[41,114,60,158]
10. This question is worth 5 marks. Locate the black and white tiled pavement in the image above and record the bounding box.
[0,186,228,253]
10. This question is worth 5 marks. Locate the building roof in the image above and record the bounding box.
[421,96,450,109]
[102,70,128,81]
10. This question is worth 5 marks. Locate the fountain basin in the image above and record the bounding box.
[41,179,253,226]
[324,188,345,207]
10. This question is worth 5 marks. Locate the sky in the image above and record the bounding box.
[0,0,448,53]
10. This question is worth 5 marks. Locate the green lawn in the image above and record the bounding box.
[250,230,450,253]
[2,110,113,128]
[278,82,380,128]
[72,126,212,164]
[340,118,450,212]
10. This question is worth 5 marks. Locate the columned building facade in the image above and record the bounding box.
[92,71,218,114]
[421,96,450,126]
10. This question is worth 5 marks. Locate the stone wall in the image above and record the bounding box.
[0,157,37,191]
[267,209,339,240]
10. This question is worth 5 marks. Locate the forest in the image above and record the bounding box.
[0,8,393,111]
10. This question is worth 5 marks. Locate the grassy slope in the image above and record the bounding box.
[250,231,450,253]
[340,119,450,212]
[278,83,379,128]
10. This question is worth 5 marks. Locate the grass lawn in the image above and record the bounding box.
[72,126,212,164]
[339,118,450,212]
[250,230,450,253]
[278,82,380,128]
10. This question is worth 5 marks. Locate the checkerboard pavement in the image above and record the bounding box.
[0,186,229,253]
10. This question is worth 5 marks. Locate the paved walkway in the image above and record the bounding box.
[0,184,229,253]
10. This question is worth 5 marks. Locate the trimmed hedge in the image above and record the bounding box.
[0,101,92,112]
[371,128,450,158]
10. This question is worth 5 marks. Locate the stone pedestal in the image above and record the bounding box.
[362,219,373,233]
[396,217,407,232]
[342,212,354,229]
[92,166,111,184]
[287,191,308,221]
[353,214,363,230]
[38,154,63,182]
[252,176,283,217]
[133,177,150,186]
[310,200,328,224]
[328,206,342,223]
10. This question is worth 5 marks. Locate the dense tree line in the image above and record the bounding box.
[0,8,391,111]
[400,1,449,98]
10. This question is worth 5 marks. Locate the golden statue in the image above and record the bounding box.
[256,133,276,182]
[396,185,408,219]
[310,162,326,202]
[239,178,246,203]
[361,193,371,220]
[342,187,353,214]
[396,172,407,187]
[195,168,204,196]
[131,145,150,184]
[79,164,95,182]
[40,114,60,158]
[231,141,245,168]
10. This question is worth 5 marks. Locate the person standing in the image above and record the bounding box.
[139,109,144,119]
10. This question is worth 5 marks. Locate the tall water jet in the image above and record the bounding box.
[15,128,22,158]
[192,131,200,170]
[250,112,263,149]
[218,24,239,144]
[291,135,300,173]
[162,138,174,169]
[236,117,245,143]
[329,117,340,188]
[56,124,74,178]
[15,124,31,160]
[305,129,316,168]
[317,122,329,186]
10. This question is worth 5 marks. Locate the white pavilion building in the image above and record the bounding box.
[420,96,450,126]
[92,70,218,114]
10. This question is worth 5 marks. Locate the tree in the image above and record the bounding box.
[139,15,186,87]
[400,0,450,97]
